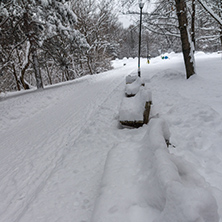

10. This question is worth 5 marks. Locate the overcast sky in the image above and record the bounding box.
[118,0,157,28]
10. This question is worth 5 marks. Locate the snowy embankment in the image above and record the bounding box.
[92,118,218,222]
[92,53,221,222]
[0,53,222,222]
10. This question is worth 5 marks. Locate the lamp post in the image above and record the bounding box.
[138,0,144,77]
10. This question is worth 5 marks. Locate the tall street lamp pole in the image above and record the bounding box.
[138,0,144,77]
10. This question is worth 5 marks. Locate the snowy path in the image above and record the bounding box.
[1,54,222,222]
[0,62,136,222]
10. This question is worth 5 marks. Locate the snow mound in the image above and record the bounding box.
[91,140,142,222]
[91,118,169,222]
[92,118,219,222]
[119,86,152,122]
[125,76,145,97]
[143,119,219,222]
[125,74,138,84]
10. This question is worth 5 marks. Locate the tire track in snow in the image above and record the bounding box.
[0,70,131,222]
[17,76,130,222]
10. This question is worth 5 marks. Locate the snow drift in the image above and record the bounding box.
[92,117,219,222]
[125,76,145,97]
[119,86,152,122]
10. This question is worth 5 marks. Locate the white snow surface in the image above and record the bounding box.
[119,86,152,122]
[125,76,145,96]
[1,53,222,222]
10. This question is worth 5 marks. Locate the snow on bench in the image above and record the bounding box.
[125,74,138,84]
[125,76,145,97]
[142,118,219,222]
[119,86,152,128]
[91,118,219,222]
[91,118,169,222]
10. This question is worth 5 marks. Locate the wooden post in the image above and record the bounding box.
[143,101,152,124]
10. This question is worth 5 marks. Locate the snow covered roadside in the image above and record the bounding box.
[142,53,222,221]
[92,52,222,222]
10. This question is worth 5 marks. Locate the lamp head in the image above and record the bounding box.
[139,0,144,8]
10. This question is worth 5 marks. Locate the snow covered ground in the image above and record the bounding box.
[0,52,222,222]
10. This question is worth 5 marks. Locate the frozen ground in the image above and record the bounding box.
[0,52,222,221]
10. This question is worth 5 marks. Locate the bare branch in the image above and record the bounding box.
[197,0,222,26]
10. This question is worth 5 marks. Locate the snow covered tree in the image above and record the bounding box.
[118,25,139,58]
[175,0,195,79]
[120,0,195,79]
[142,0,181,54]
[72,0,122,74]
[196,0,222,48]
[0,0,88,91]
[143,0,195,78]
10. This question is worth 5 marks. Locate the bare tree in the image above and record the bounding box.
[72,0,122,74]
[196,0,222,47]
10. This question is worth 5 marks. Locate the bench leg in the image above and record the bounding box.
[143,101,152,124]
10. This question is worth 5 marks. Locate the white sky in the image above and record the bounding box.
[118,14,134,28]
[118,0,157,28]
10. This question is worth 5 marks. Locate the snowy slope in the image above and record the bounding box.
[0,53,222,222]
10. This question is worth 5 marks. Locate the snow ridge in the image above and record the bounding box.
[92,117,219,222]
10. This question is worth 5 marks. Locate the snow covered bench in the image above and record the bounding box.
[125,74,138,84]
[119,86,152,128]
[91,118,171,222]
[92,118,219,222]
[125,76,145,97]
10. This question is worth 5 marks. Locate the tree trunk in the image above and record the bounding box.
[23,11,43,89]
[12,64,21,91]
[175,0,195,79]
[87,56,93,75]
[191,0,196,50]
[45,62,53,85]
[20,58,30,90]
[220,0,222,49]
[32,47,43,89]
[220,29,222,49]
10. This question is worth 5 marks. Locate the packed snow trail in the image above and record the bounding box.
[0,61,137,222]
